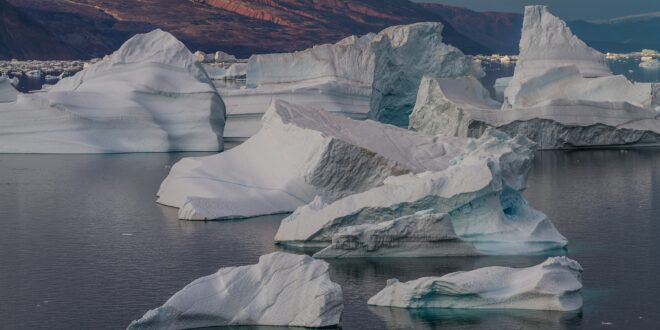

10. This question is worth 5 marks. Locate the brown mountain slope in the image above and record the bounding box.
[8,0,490,59]
[420,3,523,54]
[0,0,79,60]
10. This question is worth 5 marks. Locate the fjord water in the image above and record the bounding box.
[1,149,659,329]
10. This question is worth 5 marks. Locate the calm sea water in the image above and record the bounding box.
[1,149,659,329]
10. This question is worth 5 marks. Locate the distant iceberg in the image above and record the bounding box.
[0,29,225,153]
[409,6,660,149]
[128,252,343,329]
[220,22,479,140]
[368,257,583,311]
[639,59,660,70]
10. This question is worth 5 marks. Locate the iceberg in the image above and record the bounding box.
[128,252,343,329]
[158,100,468,220]
[214,50,237,62]
[409,6,660,149]
[0,29,225,153]
[221,22,476,140]
[639,59,660,70]
[368,257,583,311]
[0,77,18,103]
[275,128,567,255]
[494,76,512,102]
[313,210,480,258]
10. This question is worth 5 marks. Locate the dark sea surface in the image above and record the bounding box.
[1,149,659,329]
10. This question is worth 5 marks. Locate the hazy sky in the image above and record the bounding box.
[414,0,660,21]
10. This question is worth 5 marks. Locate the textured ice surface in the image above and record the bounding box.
[275,128,567,255]
[313,210,479,258]
[128,252,343,329]
[0,29,225,153]
[368,256,583,311]
[159,100,472,220]
[221,22,475,139]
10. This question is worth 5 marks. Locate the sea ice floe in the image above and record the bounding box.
[128,252,343,329]
[0,29,225,153]
[368,256,583,311]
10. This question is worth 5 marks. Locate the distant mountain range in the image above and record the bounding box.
[1,0,658,60]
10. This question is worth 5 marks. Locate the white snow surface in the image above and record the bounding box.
[368,256,583,311]
[313,210,480,258]
[0,29,225,153]
[275,128,568,255]
[221,22,475,139]
[159,100,474,220]
[128,252,343,329]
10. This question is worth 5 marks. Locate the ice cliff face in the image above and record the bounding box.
[0,29,225,153]
[368,256,583,311]
[313,210,480,258]
[128,252,343,329]
[159,100,473,220]
[221,22,475,140]
[275,128,567,255]
[409,6,660,149]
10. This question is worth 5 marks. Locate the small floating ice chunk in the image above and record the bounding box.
[368,256,583,311]
[128,252,343,329]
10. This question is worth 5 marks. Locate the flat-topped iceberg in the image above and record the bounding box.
[409,6,660,149]
[313,210,480,258]
[368,257,583,311]
[275,128,568,255]
[0,29,225,153]
[128,252,343,329]
[159,100,475,220]
[221,22,477,140]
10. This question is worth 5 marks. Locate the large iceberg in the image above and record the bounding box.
[409,6,660,149]
[220,22,477,140]
[158,100,472,220]
[313,210,480,258]
[128,252,343,329]
[368,257,583,311]
[275,127,567,255]
[0,29,225,153]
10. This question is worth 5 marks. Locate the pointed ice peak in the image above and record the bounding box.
[516,6,610,79]
[53,29,209,92]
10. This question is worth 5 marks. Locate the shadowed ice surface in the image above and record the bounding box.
[1,148,659,329]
